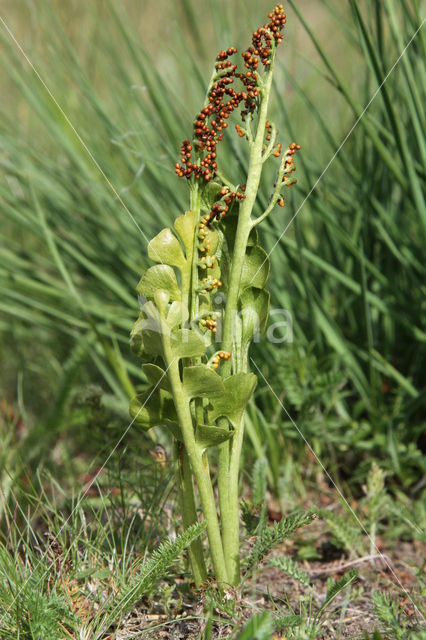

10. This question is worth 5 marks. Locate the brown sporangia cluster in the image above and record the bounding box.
[202,188,247,228]
[175,5,288,184]
[175,47,240,183]
[278,141,301,206]
[202,277,222,292]
[284,142,300,178]
[265,120,273,142]
[200,314,219,334]
[273,142,282,158]
[263,123,284,160]
[212,351,231,369]
[250,4,286,68]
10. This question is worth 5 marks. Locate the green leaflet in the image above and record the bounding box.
[131,368,234,447]
[222,216,259,253]
[183,365,224,398]
[130,311,164,358]
[148,228,186,270]
[198,292,213,317]
[136,214,197,349]
[131,302,206,362]
[208,372,257,427]
[195,424,234,450]
[174,210,197,264]
[142,363,171,392]
[137,299,162,323]
[129,388,178,432]
[167,300,188,329]
[169,328,207,360]
[205,227,220,255]
[240,245,270,291]
[235,612,274,640]
[200,181,223,209]
[147,210,198,273]
[130,312,145,357]
[131,300,165,356]
[137,264,181,301]
[248,226,259,247]
[240,287,270,346]
[314,570,358,622]
[105,522,207,624]
[217,221,259,290]
[154,289,170,316]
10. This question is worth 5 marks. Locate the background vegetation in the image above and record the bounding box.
[0,0,424,637]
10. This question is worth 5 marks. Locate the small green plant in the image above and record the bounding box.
[236,568,358,639]
[234,612,275,640]
[129,4,300,587]
[245,510,316,574]
[318,508,365,558]
[372,591,425,639]
[0,541,76,640]
[269,555,310,587]
[364,461,388,556]
[241,455,269,536]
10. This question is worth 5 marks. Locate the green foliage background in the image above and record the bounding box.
[0,0,424,495]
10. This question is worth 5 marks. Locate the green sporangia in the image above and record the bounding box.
[130,3,300,587]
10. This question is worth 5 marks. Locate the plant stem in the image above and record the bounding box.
[189,185,201,321]
[162,326,228,584]
[219,415,245,586]
[172,183,210,585]
[221,56,275,371]
[217,438,231,570]
[174,441,208,586]
[218,55,276,585]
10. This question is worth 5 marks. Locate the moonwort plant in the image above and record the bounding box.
[130,4,299,587]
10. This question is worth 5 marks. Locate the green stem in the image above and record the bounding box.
[174,441,208,586]
[189,185,201,321]
[252,145,291,228]
[169,184,226,583]
[218,55,276,585]
[225,414,245,582]
[221,57,275,368]
[162,327,228,584]
[217,438,231,569]
[178,183,207,584]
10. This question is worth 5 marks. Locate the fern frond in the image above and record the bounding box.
[325,569,358,602]
[245,510,316,572]
[314,569,358,622]
[274,614,303,629]
[235,612,274,639]
[373,591,404,635]
[269,555,310,586]
[319,509,364,557]
[106,521,206,623]
[366,462,388,522]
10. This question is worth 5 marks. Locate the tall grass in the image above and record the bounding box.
[0,0,424,492]
[252,0,425,489]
